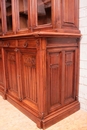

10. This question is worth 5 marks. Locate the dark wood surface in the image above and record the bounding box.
[0,0,80,129]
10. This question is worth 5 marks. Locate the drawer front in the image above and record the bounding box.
[18,39,37,48]
[3,40,17,47]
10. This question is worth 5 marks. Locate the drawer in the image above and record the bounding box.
[3,40,17,47]
[18,39,37,48]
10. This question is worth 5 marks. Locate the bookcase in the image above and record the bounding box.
[0,0,81,129]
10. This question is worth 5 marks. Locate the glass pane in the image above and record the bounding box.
[37,0,51,25]
[0,4,2,32]
[5,0,12,31]
[18,0,28,30]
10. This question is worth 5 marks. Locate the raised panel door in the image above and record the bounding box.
[61,0,79,29]
[47,50,62,113]
[5,49,19,98]
[19,49,38,112]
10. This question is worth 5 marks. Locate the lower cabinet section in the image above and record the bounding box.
[0,37,80,129]
[5,48,39,112]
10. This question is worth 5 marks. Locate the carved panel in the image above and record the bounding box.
[64,51,75,104]
[0,49,4,87]
[7,52,18,93]
[24,56,36,68]
[61,0,78,28]
[21,52,37,104]
[47,51,62,112]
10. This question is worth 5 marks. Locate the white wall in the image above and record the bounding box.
[79,0,87,111]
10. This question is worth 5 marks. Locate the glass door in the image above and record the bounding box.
[0,0,2,33]
[5,0,13,31]
[18,0,28,30]
[37,0,52,25]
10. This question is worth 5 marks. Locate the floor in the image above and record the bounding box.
[0,96,87,130]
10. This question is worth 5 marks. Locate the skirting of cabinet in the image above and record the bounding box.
[3,94,80,130]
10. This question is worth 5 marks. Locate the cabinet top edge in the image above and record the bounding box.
[0,32,81,39]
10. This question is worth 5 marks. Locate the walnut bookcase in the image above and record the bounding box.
[0,0,81,129]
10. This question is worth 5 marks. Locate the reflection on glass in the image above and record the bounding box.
[37,0,51,25]
[5,0,12,31]
[0,4,2,32]
[19,0,28,30]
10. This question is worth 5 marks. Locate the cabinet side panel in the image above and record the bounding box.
[64,51,75,104]
[0,49,4,87]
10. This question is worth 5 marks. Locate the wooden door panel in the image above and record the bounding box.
[6,50,18,97]
[61,0,78,28]
[20,50,38,105]
[47,51,62,112]
[64,51,75,104]
[0,49,4,88]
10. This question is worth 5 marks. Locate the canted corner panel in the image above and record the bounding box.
[64,51,75,104]
[21,53,37,105]
[0,50,4,88]
[61,0,77,28]
[7,52,18,94]
[47,52,62,112]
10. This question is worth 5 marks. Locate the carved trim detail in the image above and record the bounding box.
[8,54,16,62]
[24,56,36,68]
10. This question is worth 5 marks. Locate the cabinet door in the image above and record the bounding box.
[5,0,13,32]
[5,49,19,99]
[17,0,29,31]
[19,49,38,112]
[0,49,4,89]
[61,0,79,29]
[47,50,62,113]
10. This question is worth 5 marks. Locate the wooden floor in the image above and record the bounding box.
[0,95,87,130]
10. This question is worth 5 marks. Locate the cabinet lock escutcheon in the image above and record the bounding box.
[14,48,19,52]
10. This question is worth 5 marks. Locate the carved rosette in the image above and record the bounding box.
[24,55,36,68]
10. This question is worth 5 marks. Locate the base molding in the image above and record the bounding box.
[2,93,80,129]
[41,101,80,129]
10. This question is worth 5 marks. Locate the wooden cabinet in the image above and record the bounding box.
[0,0,81,129]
